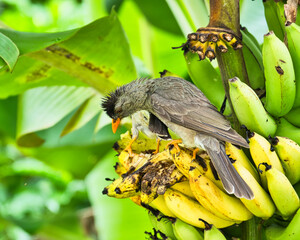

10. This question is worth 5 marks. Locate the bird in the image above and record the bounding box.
[102,76,254,200]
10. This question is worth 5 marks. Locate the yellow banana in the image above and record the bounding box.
[188,167,253,222]
[149,195,176,218]
[232,159,276,219]
[113,162,127,176]
[169,146,224,190]
[248,132,284,189]
[225,142,260,183]
[171,181,196,200]
[261,163,300,218]
[164,189,236,229]
[269,136,300,185]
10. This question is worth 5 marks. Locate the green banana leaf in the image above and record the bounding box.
[0,10,137,99]
[0,32,19,71]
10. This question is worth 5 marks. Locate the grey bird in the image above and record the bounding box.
[102,76,254,200]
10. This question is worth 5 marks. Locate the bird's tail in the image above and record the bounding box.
[205,144,254,200]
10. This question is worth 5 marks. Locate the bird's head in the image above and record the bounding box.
[102,84,146,133]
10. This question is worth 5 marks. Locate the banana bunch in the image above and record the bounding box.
[103,127,300,239]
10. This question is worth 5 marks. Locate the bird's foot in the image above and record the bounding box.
[165,139,182,153]
[124,136,137,157]
[192,148,200,161]
[152,139,161,155]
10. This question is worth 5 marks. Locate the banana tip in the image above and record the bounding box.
[264,31,274,37]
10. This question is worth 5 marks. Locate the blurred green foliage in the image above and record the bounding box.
[0,0,267,239]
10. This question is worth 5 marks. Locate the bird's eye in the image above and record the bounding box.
[115,107,122,114]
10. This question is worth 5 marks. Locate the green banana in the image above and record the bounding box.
[225,142,260,183]
[232,159,275,219]
[263,0,286,41]
[260,163,300,218]
[284,107,300,127]
[185,51,231,115]
[241,27,265,89]
[164,189,236,229]
[265,208,300,240]
[262,31,296,117]
[148,211,158,229]
[269,136,300,185]
[188,167,253,222]
[248,132,284,189]
[276,118,300,145]
[228,77,277,137]
[156,214,176,240]
[286,22,300,108]
[173,219,204,240]
[201,220,226,240]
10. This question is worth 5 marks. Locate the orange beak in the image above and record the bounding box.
[112,118,121,134]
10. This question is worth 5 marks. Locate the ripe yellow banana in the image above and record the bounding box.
[286,23,300,108]
[164,189,236,229]
[269,136,300,185]
[232,159,276,219]
[171,181,196,200]
[225,142,260,183]
[188,167,253,222]
[102,171,141,198]
[248,132,284,189]
[262,31,296,117]
[261,163,300,218]
[228,77,277,137]
[169,146,224,190]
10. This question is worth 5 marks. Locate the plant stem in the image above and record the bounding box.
[208,0,249,134]
[241,217,263,240]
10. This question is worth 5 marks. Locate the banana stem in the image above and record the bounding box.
[241,217,262,240]
[208,0,250,134]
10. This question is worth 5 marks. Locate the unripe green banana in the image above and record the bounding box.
[185,51,231,115]
[286,22,300,108]
[173,219,204,240]
[201,221,226,240]
[148,211,158,229]
[232,160,276,219]
[263,0,285,41]
[265,208,300,240]
[260,163,300,218]
[262,31,296,117]
[276,118,300,145]
[156,214,176,240]
[269,136,300,185]
[228,77,277,137]
[284,107,300,127]
[241,28,265,89]
[248,132,284,189]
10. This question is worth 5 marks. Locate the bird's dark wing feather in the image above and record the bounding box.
[149,113,171,139]
[150,77,247,146]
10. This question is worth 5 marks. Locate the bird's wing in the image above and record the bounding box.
[150,78,247,146]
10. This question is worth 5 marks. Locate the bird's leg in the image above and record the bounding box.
[152,138,161,155]
[124,136,137,157]
[192,148,200,160]
[166,139,182,152]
